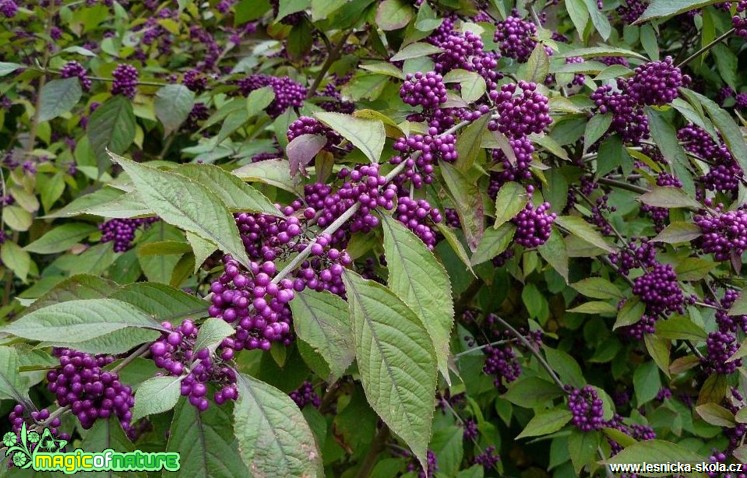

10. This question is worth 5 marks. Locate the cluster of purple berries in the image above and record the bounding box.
[493,13,537,62]
[209,256,294,351]
[703,331,741,375]
[609,238,657,275]
[631,263,685,316]
[693,208,747,262]
[150,319,238,411]
[489,81,551,138]
[8,405,63,437]
[627,57,689,106]
[406,449,438,478]
[394,196,443,249]
[237,74,306,118]
[473,446,500,469]
[567,385,605,431]
[400,72,448,110]
[235,210,305,261]
[489,136,535,187]
[715,288,747,333]
[111,64,139,99]
[0,0,17,18]
[591,82,649,145]
[511,202,557,248]
[391,129,458,188]
[99,217,158,252]
[46,349,134,433]
[287,116,345,152]
[182,69,208,93]
[294,233,351,296]
[482,342,521,392]
[289,381,321,409]
[640,172,683,231]
[60,61,92,91]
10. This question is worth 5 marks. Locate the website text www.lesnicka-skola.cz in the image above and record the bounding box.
[607,462,744,474]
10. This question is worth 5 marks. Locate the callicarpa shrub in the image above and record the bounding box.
[2,0,747,477]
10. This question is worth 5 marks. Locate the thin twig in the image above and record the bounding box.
[677,28,735,68]
[307,30,352,98]
[354,425,390,478]
[596,178,649,195]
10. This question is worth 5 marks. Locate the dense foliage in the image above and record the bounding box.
[1,0,747,476]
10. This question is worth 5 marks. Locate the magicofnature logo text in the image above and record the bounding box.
[3,423,180,474]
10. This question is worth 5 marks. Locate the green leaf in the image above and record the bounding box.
[493,182,529,229]
[637,186,700,209]
[565,0,589,39]
[109,153,251,268]
[155,84,195,136]
[1,242,31,282]
[470,223,515,266]
[683,89,747,175]
[167,398,250,478]
[186,231,218,272]
[176,164,279,215]
[638,0,721,22]
[614,297,645,329]
[502,377,564,408]
[455,113,489,171]
[88,96,136,173]
[516,408,573,439]
[583,113,612,152]
[376,0,413,30]
[234,159,301,195]
[695,403,736,427]
[359,62,406,79]
[568,429,600,474]
[246,85,276,117]
[0,347,29,403]
[519,45,551,84]
[314,112,385,163]
[23,223,98,254]
[441,162,484,251]
[381,215,454,381]
[567,301,617,314]
[234,373,323,477]
[728,292,747,316]
[652,222,702,243]
[674,257,715,281]
[22,274,116,314]
[644,334,670,378]
[342,271,437,470]
[193,318,235,353]
[654,315,707,341]
[571,277,623,300]
[276,0,309,21]
[2,298,163,343]
[311,0,346,20]
[45,328,161,355]
[538,229,569,283]
[0,62,23,77]
[633,361,660,405]
[602,440,704,472]
[3,205,33,231]
[137,241,192,256]
[287,134,327,176]
[645,108,694,193]
[443,69,487,103]
[289,289,355,380]
[554,215,616,253]
[390,42,443,61]
[110,282,208,323]
[698,374,727,405]
[543,347,585,388]
[558,46,647,61]
[132,376,183,421]
[584,0,611,39]
[38,78,82,122]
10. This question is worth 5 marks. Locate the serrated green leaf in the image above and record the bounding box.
[193,318,236,353]
[109,152,250,268]
[0,62,23,77]
[2,299,163,343]
[0,347,29,403]
[538,228,569,283]
[246,85,275,117]
[132,376,183,421]
[1,242,31,281]
[638,186,700,209]
[516,408,573,439]
[654,315,707,341]
[376,0,413,30]
[543,347,586,388]
[493,182,529,229]
[167,398,250,478]
[455,112,489,171]
[314,112,385,163]
[567,301,617,314]
[234,373,323,477]
[441,161,484,251]
[234,159,301,195]
[289,289,354,380]
[555,215,616,253]
[155,84,195,136]
[519,45,551,84]
[470,223,515,266]
[88,96,136,173]
[614,297,645,329]
[652,222,702,243]
[571,277,623,300]
[343,271,437,471]
[381,215,454,381]
[111,282,208,324]
[568,429,600,474]
[38,78,82,122]
[633,361,660,405]
[602,440,704,473]
[638,0,720,22]
[695,403,735,427]
[390,42,443,61]
[502,377,564,408]
[24,223,98,254]
[3,205,33,231]
[583,113,612,152]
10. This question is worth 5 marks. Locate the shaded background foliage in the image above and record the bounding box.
[1,0,747,477]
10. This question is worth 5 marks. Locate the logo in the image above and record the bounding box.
[3,423,180,474]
